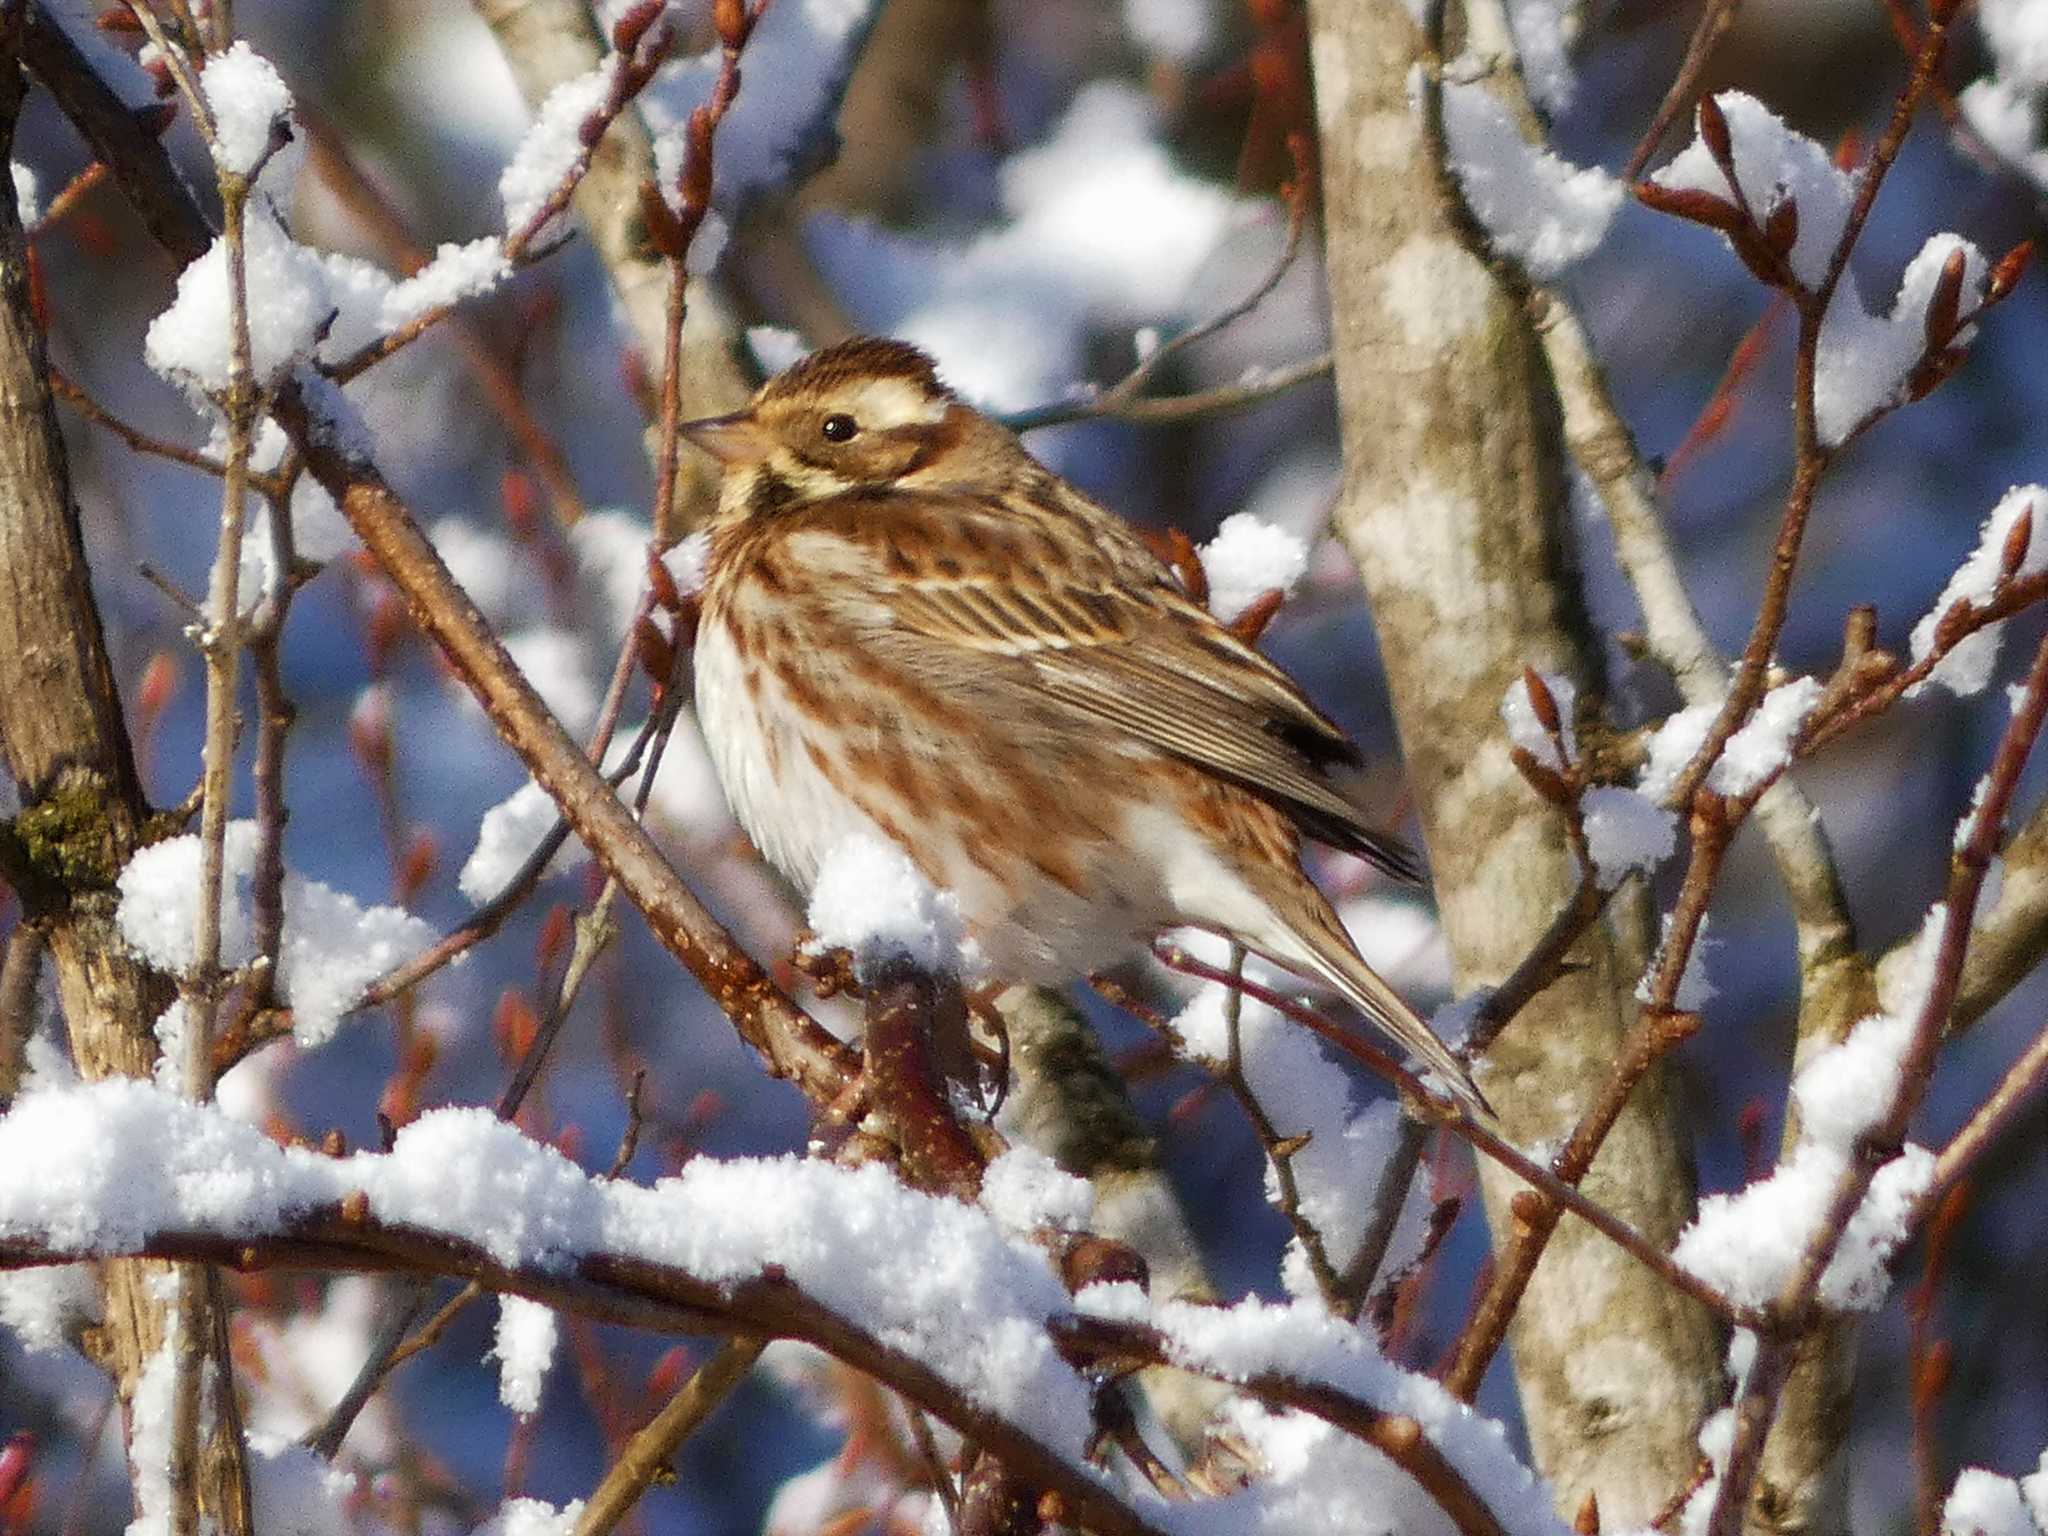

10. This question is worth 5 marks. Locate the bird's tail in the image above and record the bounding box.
[1244,894,1490,1119]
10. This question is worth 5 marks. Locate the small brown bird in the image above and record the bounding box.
[684,337,1482,1113]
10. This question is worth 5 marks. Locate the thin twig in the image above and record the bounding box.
[571,1338,766,1536]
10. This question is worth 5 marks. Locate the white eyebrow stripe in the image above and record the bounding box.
[846,376,949,427]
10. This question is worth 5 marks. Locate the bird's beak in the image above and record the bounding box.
[679,411,773,466]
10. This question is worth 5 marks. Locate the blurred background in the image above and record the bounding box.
[4,0,2047,1529]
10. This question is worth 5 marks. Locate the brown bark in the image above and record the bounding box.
[0,17,248,1528]
[1303,0,1721,1521]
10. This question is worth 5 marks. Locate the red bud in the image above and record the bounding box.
[1521,666,1563,734]
[2000,505,2036,584]
[1697,95,1735,179]
[638,180,686,260]
[1988,240,2034,303]
[1635,181,1748,235]
[610,0,666,52]
[1922,246,1968,351]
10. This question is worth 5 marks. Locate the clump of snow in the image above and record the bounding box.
[499,67,610,232]
[1125,0,1212,63]
[492,1295,557,1415]
[805,834,974,981]
[1636,912,1717,1012]
[11,161,40,225]
[1174,979,1433,1294]
[1943,1468,2041,1536]
[1651,92,1853,290]
[1637,701,1714,805]
[1814,233,1988,446]
[1707,677,1821,797]
[1981,0,2048,90]
[1500,670,1577,772]
[980,1147,1095,1237]
[202,42,292,177]
[1959,77,2048,194]
[475,1497,587,1536]
[115,822,435,1046]
[1675,1141,1934,1310]
[1910,486,2048,696]
[145,208,333,392]
[1580,786,1677,887]
[0,1261,99,1353]
[663,530,712,599]
[460,781,577,901]
[1796,905,1944,1150]
[1199,513,1310,624]
[1506,0,1577,114]
[382,237,512,331]
[1439,80,1619,279]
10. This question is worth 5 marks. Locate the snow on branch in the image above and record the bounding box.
[1909,486,2048,696]
[804,834,977,983]
[1439,78,1621,280]
[116,821,435,1046]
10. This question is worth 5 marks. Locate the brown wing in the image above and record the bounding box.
[810,486,1425,882]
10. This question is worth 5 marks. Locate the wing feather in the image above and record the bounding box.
[829,489,1421,881]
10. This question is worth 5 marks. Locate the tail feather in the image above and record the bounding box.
[1245,901,1489,1118]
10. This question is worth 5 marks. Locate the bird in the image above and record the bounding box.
[681,336,1484,1115]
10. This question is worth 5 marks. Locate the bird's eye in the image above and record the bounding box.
[820,413,859,443]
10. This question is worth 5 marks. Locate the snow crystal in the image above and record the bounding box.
[1440,80,1619,279]
[1651,92,1853,289]
[1673,1141,1933,1310]
[1814,233,1988,446]
[1580,786,1677,887]
[1910,486,2048,696]
[1636,912,1717,1012]
[980,1147,1095,1237]
[1500,670,1577,772]
[1706,676,1820,797]
[499,67,609,233]
[145,208,332,392]
[805,833,974,980]
[381,237,512,331]
[1944,1469,2040,1536]
[202,42,292,177]
[1199,513,1310,624]
[115,821,435,1045]
[492,1294,557,1415]
[1173,981,1433,1292]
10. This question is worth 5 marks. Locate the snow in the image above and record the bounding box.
[1580,786,1677,887]
[1125,0,1213,62]
[1982,0,2048,89]
[1706,677,1820,797]
[663,529,712,599]
[1637,701,1714,804]
[569,508,655,636]
[979,1147,1095,1237]
[115,821,435,1046]
[1439,80,1619,279]
[381,237,512,331]
[1505,0,1576,114]
[1673,1140,1934,1310]
[460,780,575,900]
[1173,979,1433,1295]
[145,207,333,392]
[1500,670,1576,772]
[1651,92,1853,290]
[492,1294,557,1415]
[1910,486,2048,695]
[804,834,974,981]
[1636,912,1717,1012]
[0,1261,99,1353]
[747,325,812,376]
[1077,1289,1572,1536]
[498,67,610,233]
[1199,513,1311,624]
[11,161,38,225]
[475,1497,586,1536]
[1960,76,2048,193]
[202,43,292,177]
[1795,905,1944,1149]
[1814,233,1988,446]
[805,82,1251,411]
[1944,1469,2041,1536]
[643,0,878,212]
[501,627,601,738]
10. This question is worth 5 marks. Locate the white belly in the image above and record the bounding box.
[693,615,885,892]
